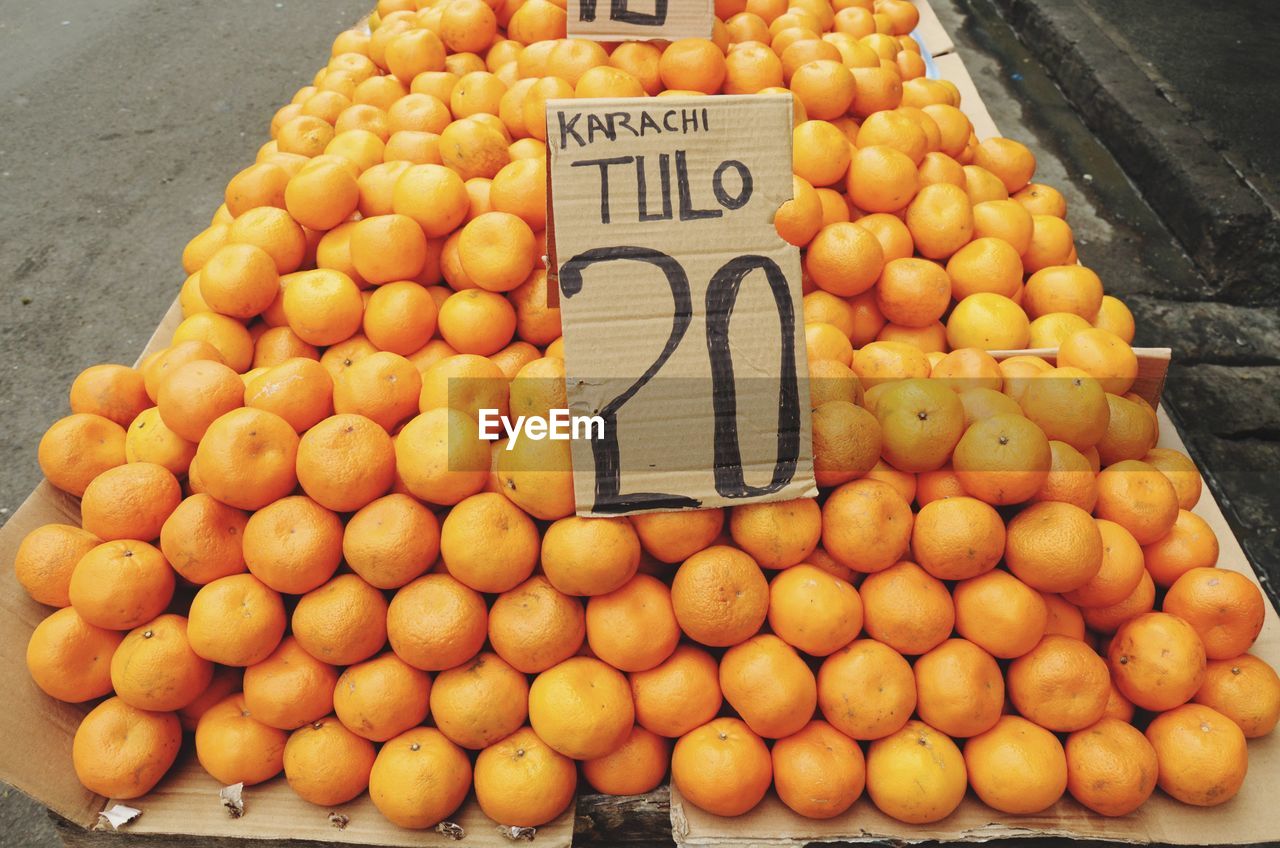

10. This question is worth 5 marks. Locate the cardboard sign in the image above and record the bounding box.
[566,0,713,42]
[546,94,816,516]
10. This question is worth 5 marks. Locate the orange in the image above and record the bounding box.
[956,386,1023,428]
[350,214,428,285]
[586,574,679,672]
[386,28,447,79]
[821,478,913,573]
[438,289,517,355]
[457,211,536,292]
[1163,567,1265,660]
[953,569,1048,659]
[396,409,491,506]
[1145,703,1248,807]
[194,693,287,786]
[1094,459,1179,544]
[720,633,817,739]
[183,223,230,274]
[69,363,150,428]
[946,292,1030,350]
[476,726,579,827]
[187,574,286,666]
[68,539,174,631]
[334,652,431,743]
[855,213,915,263]
[419,351,509,420]
[973,137,1036,193]
[658,38,727,94]
[807,321,854,364]
[631,508,725,563]
[672,717,772,817]
[791,60,856,119]
[970,198,1034,255]
[125,406,197,477]
[1102,389,1157,458]
[26,607,123,703]
[1057,328,1137,395]
[965,715,1066,814]
[846,144,917,212]
[244,357,334,433]
[224,161,289,217]
[1028,312,1092,349]
[1063,519,1145,608]
[1194,653,1280,738]
[283,717,377,806]
[767,564,862,656]
[14,523,100,608]
[252,326,319,369]
[387,573,487,672]
[541,516,641,597]
[729,498,821,569]
[856,110,927,164]
[812,399,881,486]
[817,639,915,740]
[861,560,955,654]
[331,350,422,432]
[1023,213,1076,272]
[226,206,308,274]
[849,65,903,117]
[72,697,182,799]
[194,407,299,511]
[1144,447,1203,510]
[529,656,633,760]
[953,413,1052,505]
[292,573,388,666]
[37,413,127,497]
[1014,182,1067,216]
[1007,634,1110,731]
[775,175,824,246]
[1064,718,1158,816]
[1093,294,1136,342]
[1143,509,1219,587]
[296,412,397,512]
[864,720,966,824]
[371,727,473,829]
[905,182,973,259]
[875,258,951,328]
[110,614,213,712]
[1004,501,1104,593]
[431,651,529,750]
[772,720,865,819]
[1019,367,1109,452]
[1109,611,1206,711]
[804,221,885,296]
[393,163,469,237]
[1081,569,1156,634]
[241,495,342,594]
[1023,265,1104,319]
[910,496,1005,580]
[1103,681,1137,722]
[284,159,359,231]
[725,41,784,95]
[156,359,245,442]
[913,638,1004,738]
[171,312,255,373]
[243,636,339,730]
[440,492,538,593]
[671,545,769,647]
[582,725,671,796]
[630,644,723,738]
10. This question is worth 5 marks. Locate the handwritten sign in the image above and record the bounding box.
[566,0,714,42]
[547,94,816,516]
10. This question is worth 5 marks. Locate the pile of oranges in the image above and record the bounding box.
[14,0,1280,833]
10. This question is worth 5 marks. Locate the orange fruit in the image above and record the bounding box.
[14,523,100,608]
[72,697,181,799]
[1094,459,1179,544]
[252,326,319,369]
[875,258,951,328]
[485,575,584,676]
[541,516,641,597]
[156,359,245,442]
[973,137,1036,193]
[775,174,824,246]
[728,498,821,570]
[812,399,881,487]
[333,652,431,743]
[630,644,723,738]
[767,563,862,656]
[457,211,536,292]
[26,607,123,703]
[194,407,299,511]
[110,614,213,712]
[296,412,397,512]
[242,495,342,594]
[1057,328,1137,395]
[245,356,334,433]
[371,727,473,829]
[1018,367,1109,452]
[438,492,538,593]
[243,636,339,730]
[529,656,633,760]
[804,221,885,296]
[1194,653,1280,738]
[1014,182,1067,216]
[821,478,913,573]
[671,545,769,647]
[226,206,308,274]
[1145,703,1248,807]
[1109,611,1207,711]
[187,573,286,666]
[953,413,1052,505]
[947,292,1030,350]
[437,288,517,355]
[905,183,973,259]
[474,725,578,827]
[791,60,856,119]
[1081,569,1157,635]
[817,639,915,740]
[851,340,930,388]
[1023,264,1104,319]
[283,717,377,806]
[860,561,954,655]
[1063,519,1145,608]
[1144,447,1203,510]
[1004,501,1104,593]
[672,717,772,817]
[720,633,818,739]
[340,493,438,591]
[630,508,724,564]
[38,413,127,497]
[69,364,150,428]
[292,573,388,666]
[393,163,469,237]
[846,144,917,212]
[387,573,487,672]
[1064,718,1158,817]
[1143,509,1220,587]
[953,569,1048,659]
[586,574,680,673]
[913,638,1004,738]
[910,496,1005,580]
[1163,567,1265,660]
[1007,634,1109,731]
[285,159,360,231]
[772,720,866,819]
[582,725,671,796]
[658,38,727,93]
[431,651,529,750]
[1092,294,1136,342]
[965,715,1066,814]
[970,199,1033,254]
[194,693,287,786]
[68,539,175,631]
[864,720,966,824]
